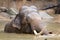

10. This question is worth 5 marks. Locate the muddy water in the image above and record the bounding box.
[0,18,60,40]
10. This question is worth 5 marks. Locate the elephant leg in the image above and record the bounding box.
[42,29,49,35]
[32,25,49,35]
[38,26,49,35]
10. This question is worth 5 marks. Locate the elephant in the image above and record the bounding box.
[4,6,50,35]
[20,6,49,35]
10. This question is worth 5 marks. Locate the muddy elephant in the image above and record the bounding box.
[4,6,50,35]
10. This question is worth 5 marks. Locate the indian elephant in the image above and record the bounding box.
[4,6,50,35]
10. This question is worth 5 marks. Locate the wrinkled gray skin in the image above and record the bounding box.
[4,6,49,35]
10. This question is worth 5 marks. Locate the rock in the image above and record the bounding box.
[7,8,18,15]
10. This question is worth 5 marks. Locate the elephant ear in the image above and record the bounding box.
[12,14,21,29]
